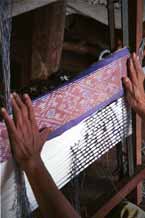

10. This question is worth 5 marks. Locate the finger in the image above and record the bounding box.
[127,57,137,85]
[23,94,37,126]
[132,53,144,79]
[126,92,133,108]
[13,93,29,120]
[40,127,52,146]
[13,92,24,109]
[122,77,133,94]
[11,94,23,126]
[1,107,16,135]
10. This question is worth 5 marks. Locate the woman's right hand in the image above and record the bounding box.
[123,53,145,120]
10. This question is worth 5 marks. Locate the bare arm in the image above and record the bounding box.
[123,53,145,120]
[24,157,80,218]
[1,93,80,218]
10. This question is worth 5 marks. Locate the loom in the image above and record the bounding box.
[1,0,145,218]
[1,46,132,214]
[0,47,131,162]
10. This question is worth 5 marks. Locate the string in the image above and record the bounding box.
[68,96,131,216]
[0,1,32,217]
[94,98,130,200]
[0,0,11,112]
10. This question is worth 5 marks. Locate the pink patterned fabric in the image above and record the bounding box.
[0,49,129,163]
[0,123,10,161]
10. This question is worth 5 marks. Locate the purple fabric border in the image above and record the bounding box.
[33,47,129,102]
[32,48,129,140]
[34,48,129,141]
[47,89,124,140]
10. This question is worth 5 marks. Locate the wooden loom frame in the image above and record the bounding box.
[2,0,145,217]
[93,0,145,217]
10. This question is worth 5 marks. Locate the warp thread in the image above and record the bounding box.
[0,1,32,217]
[0,0,11,112]
[69,97,132,216]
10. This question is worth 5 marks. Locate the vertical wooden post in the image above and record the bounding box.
[121,0,135,177]
[107,0,115,51]
[121,0,129,47]
[128,0,143,205]
[31,0,66,80]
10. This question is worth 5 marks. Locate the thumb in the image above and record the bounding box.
[40,127,52,145]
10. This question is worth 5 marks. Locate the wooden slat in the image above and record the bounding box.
[9,0,57,17]
[128,0,144,205]
[107,0,115,51]
[8,0,145,25]
[121,0,129,47]
[66,0,121,29]
[92,166,145,218]
[128,0,143,205]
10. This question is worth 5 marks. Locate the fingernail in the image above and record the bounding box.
[125,78,129,82]
[13,92,17,96]
[10,94,13,99]
[23,93,29,98]
[12,92,17,99]
[123,77,129,83]
[1,107,6,113]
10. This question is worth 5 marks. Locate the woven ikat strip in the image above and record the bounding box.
[0,48,130,163]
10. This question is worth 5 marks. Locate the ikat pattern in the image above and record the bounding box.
[0,49,129,163]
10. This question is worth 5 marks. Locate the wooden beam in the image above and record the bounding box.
[121,0,129,47]
[92,166,145,218]
[68,0,122,29]
[128,0,143,205]
[107,0,115,51]
[31,0,66,80]
[128,0,143,51]
[9,0,57,17]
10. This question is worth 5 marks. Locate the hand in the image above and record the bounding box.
[123,53,145,119]
[1,94,81,218]
[1,93,51,170]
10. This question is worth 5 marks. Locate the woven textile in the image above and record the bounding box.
[0,48,129,163]
[25,96,132,211]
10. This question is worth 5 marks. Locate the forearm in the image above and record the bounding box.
[24,158,80,218]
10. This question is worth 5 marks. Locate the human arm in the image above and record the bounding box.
[24,157,80,218]
[1,93,80,218]
[123,53,145,120]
